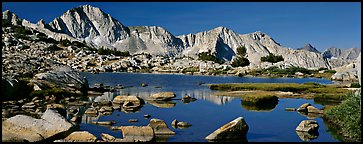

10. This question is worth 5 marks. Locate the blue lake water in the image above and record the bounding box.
[79,72,339,142]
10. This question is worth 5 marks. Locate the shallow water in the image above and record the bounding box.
[79,72,339,142]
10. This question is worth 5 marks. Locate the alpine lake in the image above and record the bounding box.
[73,72,344,142]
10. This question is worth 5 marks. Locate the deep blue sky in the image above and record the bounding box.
[2,2,361,51]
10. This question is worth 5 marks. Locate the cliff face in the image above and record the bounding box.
[48,5,130,46]
[113,26,184,56]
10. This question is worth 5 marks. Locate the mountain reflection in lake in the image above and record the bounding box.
[79,72,339,142]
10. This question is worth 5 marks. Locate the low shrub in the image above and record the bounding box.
[261,53,284,63]
[323,91,361,141]
[350,83,361,88]
[198,52,223,64]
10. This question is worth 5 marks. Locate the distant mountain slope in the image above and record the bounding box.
[322,47,361,60]
[297,44,320,53]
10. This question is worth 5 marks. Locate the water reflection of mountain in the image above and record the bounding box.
[90,88,236,105]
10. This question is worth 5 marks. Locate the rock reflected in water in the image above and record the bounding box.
[146,100,176,108]
[240,100,278,112]
[296,131,319,141]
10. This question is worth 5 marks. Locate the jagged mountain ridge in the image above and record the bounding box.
[3,5,334,69]
[2,10,21,26]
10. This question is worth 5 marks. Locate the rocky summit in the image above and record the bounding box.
[297,44,320,53]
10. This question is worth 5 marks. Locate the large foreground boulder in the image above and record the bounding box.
[30,66,88,95]
[205,117,249,141]
[2,109,76,142]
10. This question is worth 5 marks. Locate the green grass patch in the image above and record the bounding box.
[210,83,351,104]
[182,67,199,73]
[242,94,278,103]
[323,91,361,142]
[209,83,316,92]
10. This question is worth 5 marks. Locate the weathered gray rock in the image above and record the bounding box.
[63,131,97,142]
[44,104,65,118]
[148,119,175,135]
[120,126,155,142]
[331,63,358,81]
[2,109,76,142]
[101,133,116,142]
[30,66,89,95]
[306,106,323,114]
[295,120,319,133]
[149,92,176,101]
[112,95,144,106]
[177,121,192,127]
[99,106,113,114]
[297,103,311,112]
[84,108,98,115]
[205,117,249,141]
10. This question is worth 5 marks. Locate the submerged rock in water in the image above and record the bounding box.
[148,118,175,135]
[177,121,192,128]
[63,131,97,142]
[120,126,155,142]
[2,109,76,142]
[205,117,249,141]
[149,92,176,101]
[181,95,197,103]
